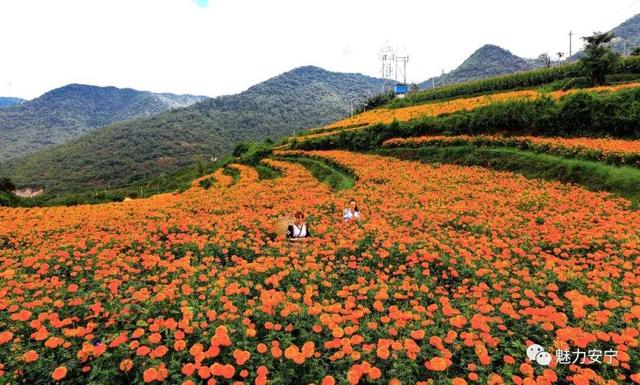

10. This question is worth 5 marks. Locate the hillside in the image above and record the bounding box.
[2,66,386,193]
[0,97,25,108]
[609,13,640,54]
[419,45,540,89]
[0,84,205,162]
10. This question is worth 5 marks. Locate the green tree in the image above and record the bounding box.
[580,32,621,85]
[631,47,640,56]
[356,91,395,113]
[0,177,15,193]
[233,142,250,157]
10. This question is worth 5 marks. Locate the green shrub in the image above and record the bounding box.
[199,178,214,189]
[0,177,15,193]
[0,192,19,207]
[236,142,274,165]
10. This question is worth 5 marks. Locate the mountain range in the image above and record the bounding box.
[3,13,640,196]
[0,85,205,162]
[421,14,640,89]
[1,66,385,193]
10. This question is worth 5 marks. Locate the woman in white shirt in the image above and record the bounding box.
[287,211,311,241]
[343,199,360,222]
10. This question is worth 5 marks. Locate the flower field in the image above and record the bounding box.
[320,82,640,132]
[1,150,639,385]
[382,135,640,167]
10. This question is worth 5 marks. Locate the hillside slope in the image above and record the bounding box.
[0,84,205,161]
[419,45,540,89]
[2,66,386,193]
[608,13,640,54]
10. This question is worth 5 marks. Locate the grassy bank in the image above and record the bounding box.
[254,164,283,180]
[275,155,357,191]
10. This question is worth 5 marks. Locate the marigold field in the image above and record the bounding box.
[317,82,640,134]
[1,151,640,385]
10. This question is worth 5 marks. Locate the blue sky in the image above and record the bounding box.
[1,0,639,99]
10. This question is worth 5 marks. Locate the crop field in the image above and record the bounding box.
[315,82,640,136]
[1,149,639,385]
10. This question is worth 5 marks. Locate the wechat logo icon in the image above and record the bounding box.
[527,343,552,366]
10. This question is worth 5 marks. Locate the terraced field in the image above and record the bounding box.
[2,148,640,384]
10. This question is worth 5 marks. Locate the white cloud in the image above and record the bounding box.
[0,0,638,99]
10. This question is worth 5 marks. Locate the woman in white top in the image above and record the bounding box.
[287,211,311,241]
[343,199,360,222]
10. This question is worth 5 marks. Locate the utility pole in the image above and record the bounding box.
[568,31,573,57]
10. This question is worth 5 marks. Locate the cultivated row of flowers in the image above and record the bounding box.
[316,82,640,135]
[382,135,640,167]
[0,151,639,384]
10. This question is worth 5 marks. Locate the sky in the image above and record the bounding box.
[1,0,640,99]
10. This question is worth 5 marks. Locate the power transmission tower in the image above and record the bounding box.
[568,31,573,57]
[379,44,395,92]
[395,55,409,84]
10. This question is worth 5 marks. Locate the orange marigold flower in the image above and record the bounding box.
[23,350,39,363]
[426,357,450,371]
[119,359,133,372]
[233,349,251,365]
[0,331,13,345]
[143,368,158,383]
[221,364,235,379]
[182,363,195,376]
[148,333,162,344]
[51,366,67,381]
[321,376,336,385]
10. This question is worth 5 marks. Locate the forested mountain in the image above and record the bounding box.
[2,66,385,193]
[419,45,540,89]
[604,13,640,54]
[0,84,205,161]
[0,97,25,108]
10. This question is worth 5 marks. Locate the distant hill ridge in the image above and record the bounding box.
[0,97,25,108]
[2,66,386,193]
[420,44,541,89]
[0,84,205,162]
[429,14,640,88]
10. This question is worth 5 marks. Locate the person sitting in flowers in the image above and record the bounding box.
[343,198,360,222]
[287,211,311,241]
